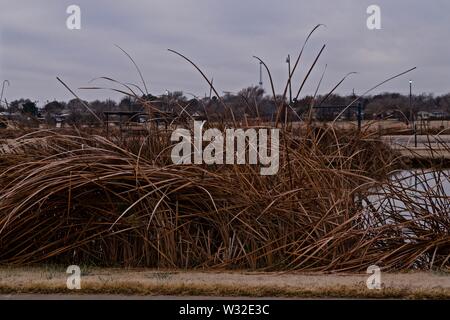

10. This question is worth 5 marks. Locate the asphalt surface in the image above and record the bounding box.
[383,134,450,148]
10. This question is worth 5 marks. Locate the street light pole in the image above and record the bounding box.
[410,80,417,147]
[409,80,412,123]
[286,55,292,104]
[165,89,170,112]
[259,62,263,88]
[1,80,10,108]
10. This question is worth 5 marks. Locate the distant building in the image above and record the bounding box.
[431,111,447,119]
[417,111,431,120]
[313,103,364,121]
[0,111,22,121]
[417,111,448,120]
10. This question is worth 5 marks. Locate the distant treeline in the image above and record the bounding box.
[2,86,450,123]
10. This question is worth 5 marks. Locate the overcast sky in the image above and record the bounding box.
[1,0,449,106]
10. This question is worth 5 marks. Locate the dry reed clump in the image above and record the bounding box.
[0,123,447,272]
[363,169,450,270]
[0,26,448,272]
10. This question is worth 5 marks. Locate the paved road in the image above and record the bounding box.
[382,135,450,159]
[383,135,450,148]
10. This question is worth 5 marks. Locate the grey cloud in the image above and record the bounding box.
[0,0,449,105]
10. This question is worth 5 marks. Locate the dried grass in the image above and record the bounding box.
[0,122,447,271]
[0,27,447,272]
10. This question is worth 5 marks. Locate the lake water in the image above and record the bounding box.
[364,169,449,220]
